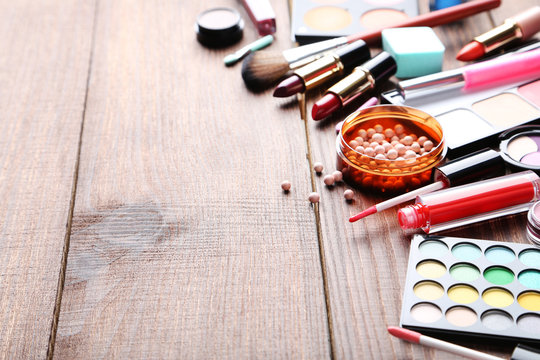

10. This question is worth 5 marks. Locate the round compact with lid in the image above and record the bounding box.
[336,105,446,193]
[195,7,244,47]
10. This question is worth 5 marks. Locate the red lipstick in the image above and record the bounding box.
[398,171,540,233]
[273,40,370,98]
[311,52,396,120]
[456,6,540,61]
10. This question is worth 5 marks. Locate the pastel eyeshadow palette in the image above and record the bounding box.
[290,0,418,44]
[382,78,540,159]
[400,235,540,345]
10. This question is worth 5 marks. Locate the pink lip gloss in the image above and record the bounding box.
[398,171,540,233]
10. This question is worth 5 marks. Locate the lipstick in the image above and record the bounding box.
[398,48,540,99]
[397,171,540,233]
[273,40,370,98]
[349,148,506,222]
[312,52,396,120]
[457,6,540,61]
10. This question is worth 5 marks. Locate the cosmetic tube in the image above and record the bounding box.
[398,171,540,233]
[398,48,540,98]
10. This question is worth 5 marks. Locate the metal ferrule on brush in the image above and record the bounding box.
[294,54,345,90]
[282,37,348,64]
[398,69,465,99]
[474,20,522,53]
[328,66,375,106]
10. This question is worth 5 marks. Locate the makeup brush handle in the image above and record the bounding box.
[348,0,501,45]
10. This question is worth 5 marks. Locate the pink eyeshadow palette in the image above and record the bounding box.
[400,235,540,346]
[382,78,540,158]
[290,0,418,44]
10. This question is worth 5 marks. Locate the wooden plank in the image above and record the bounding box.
[53,0,331,358]
[0,0,95,358]
[308,0,539,358]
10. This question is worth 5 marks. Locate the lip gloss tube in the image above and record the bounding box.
[241,0,276,36]
[398,171,540,233]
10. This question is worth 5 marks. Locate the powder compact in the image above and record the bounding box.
[195,7,244,47]
[500,126,540,174]
[401,235,540,345]
[290,0,418,44]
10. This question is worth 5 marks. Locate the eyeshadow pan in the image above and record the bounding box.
[506,136,539,162]
[518,291,540,311]
[414,281,444,300]
[450,263,480,282]
[360,9,408,30]
[448,284,478,304]
[416,260,446,279]
[485,246,515,264]
[472,93,540,129]
[435,109,493,149]
[482,288,514,308]
[518,270,540,289]
[304,6,352,31]
[446,306,477,327]
[481,310,513,331]
[517,313,540,334]
[484,266,514,286]
[519,249,540,267]
[410,303,442,323]
[521,151,540,166]
[518,79,540,107]
[451,243,481,261]
[419,240,448,257]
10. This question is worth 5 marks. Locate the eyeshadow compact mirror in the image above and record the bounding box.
[499,126,540,174]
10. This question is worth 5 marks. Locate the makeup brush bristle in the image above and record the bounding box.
[241,51,291,91]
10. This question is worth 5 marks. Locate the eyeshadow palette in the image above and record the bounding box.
[290,0,419,44]
[382,78,540,158]
[400,235,540,346]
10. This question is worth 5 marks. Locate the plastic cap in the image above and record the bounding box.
[363,51,397,82]
[398,205,421,229]
[335,40,370,70]
[433,148,505,186]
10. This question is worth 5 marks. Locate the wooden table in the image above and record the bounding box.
[1,0,538,358]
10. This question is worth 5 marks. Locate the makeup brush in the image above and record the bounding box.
[241,0,501,90]
[388,327,505,360]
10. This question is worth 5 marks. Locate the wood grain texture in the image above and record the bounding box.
[307,1,540,359]
[0,0,95,358]
[53,0,331,358]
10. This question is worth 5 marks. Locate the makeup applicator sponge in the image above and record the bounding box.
[382,27,445,78]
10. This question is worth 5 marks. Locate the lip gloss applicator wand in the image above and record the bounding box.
[349,149,505,222]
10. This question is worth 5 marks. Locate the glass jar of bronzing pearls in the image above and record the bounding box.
[336,105,446,193]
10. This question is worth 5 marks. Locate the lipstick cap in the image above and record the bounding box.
[334,40,370,70]
[432,148,506,186]
[363,52,397,82]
